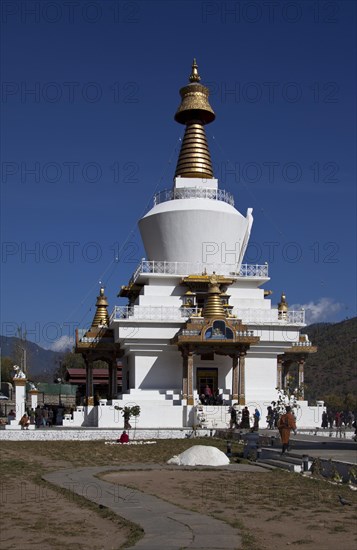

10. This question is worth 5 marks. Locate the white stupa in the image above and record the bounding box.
[72,60,321,430]
[139,58,252,274]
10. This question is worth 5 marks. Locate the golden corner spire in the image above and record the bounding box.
[91,286,110,328]
[278,292,288,312]
[174,60,215,179]
[189,58,201,83]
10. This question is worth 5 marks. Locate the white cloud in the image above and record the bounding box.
[49,335,74,352]
[291,297,344,325]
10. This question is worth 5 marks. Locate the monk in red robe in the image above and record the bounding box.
[118,430,129,443]
[278,406,296,454]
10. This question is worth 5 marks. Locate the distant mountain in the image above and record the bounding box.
[0,336,62,382]
[303,317,357,403]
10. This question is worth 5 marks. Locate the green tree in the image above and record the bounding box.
[115,405,141,429]
[322,393,357,412]
[1,356,14,383]
[53,351,85,380]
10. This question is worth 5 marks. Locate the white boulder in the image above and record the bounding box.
[167,445,230,466]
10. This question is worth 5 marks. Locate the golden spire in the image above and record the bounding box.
[202,275,226,319]
[174,59,215,179]
[189,58,201,82]
[91,287,110,328]
[278,292,288,312]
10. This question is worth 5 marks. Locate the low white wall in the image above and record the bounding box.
[0,427,208,441]
[63,399,326,429]
[298,429,355,439]
[1,426,354,442]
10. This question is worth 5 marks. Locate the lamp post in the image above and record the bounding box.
[57,378,62,406]
[18,347,27,375]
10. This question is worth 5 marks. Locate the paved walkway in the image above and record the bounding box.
[43,465,252,549]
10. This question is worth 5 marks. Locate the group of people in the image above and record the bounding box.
[7,405,65,428]
[321,410,355,429]
[266,404,281,429]
[7,409,32,429]
[229,405,261,431]
[34,405,55,428]
[199,385,223,406]
[229,403,297,454]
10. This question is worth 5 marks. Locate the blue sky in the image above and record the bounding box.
[1,0,356,350]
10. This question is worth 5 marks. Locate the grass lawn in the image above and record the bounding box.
[1,438,356,549]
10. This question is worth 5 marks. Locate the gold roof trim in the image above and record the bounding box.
[172,316,260,349]
[279,345,318,358]
[182,274,234,285]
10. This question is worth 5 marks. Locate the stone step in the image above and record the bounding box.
[261,449,303,465]
[258,458,301,472]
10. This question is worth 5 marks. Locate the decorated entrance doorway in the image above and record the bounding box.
[197,367,218,398]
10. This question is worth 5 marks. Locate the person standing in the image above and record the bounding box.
[35,405,42,429]
[241,406,250,429]
[347,411,354,428]
[266,406,274,429]
[321,411,328,429]
[42,407,49,427]
[278,406,296,454]
[229,404,238,429]
[253,408,260,431]
[352,420,357,442]
[327,410,334,429]
[204,385,213,404]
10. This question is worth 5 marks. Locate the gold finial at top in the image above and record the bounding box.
[174,59,215,125]
[189,58,201,83]
[278,292,288,312]
[174,60,215,178]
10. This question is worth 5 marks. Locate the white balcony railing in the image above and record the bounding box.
[153,187,235,207]
[234,308,305,325]
[129,260,269,285]
[110,306,305,325]
[111,305,197,321]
